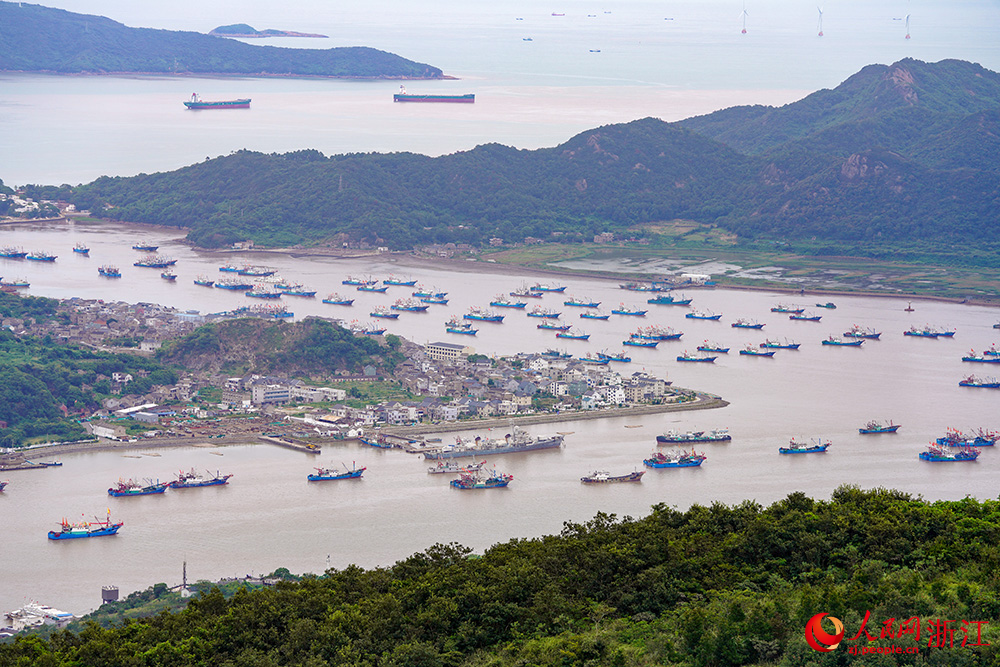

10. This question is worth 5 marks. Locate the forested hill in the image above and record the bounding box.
[1,488,998,665]
[0,2,441,78]
[55,59,1000,257]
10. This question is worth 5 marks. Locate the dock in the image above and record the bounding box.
[258,435,321,454]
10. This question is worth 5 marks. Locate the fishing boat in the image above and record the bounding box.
[0,480,6,492]
[580,470,644,483]
[579,353,611,365]
[160,271,177,281]
[959,375,1000,388]
[761,339,800,350]
[623,338,658,348]
[676,351,716,363]
[450,469,513,489]
[72,243,89,254]
[342,276,373,286]
[529,283,567,293]
[322,293,354,305]
[393,86,475,104]
[446,319,478,335]
[218,263,240,272]
[464,307,504,323]
[789,313,822,322]
[731,318,764,329]
[358,283,389,293]
[193,276,215,287]
[107,478,169,497]
[1,277,30,287]
[643,450,707,468]
[215,279,253,290]
[657,429,731,444]
[904,326,940,338]
[697,341,730,353]
[390,298,429,312]
[509,285,543,299]
[631,325,682,341]
[48,512,123,540]
[427,460,486,475]
[844,325,881,340]
[779,438,830,454]
[564,297,600,308]
[739,345,775,357]
[369,306,400,319]
[307,463,365,481]
[383,276,418,287]
[935,428,996,447]
[420,296,449,305]
[685,310,722,321]
[412,287,447,299]
[133,255,177,268]
[98,265,121,278]
[596,351,631,362]
[556,329,590,341]
[770,304,804,314]
[251,304,293,319]
[527,306,561,318]
[246,287,282,299]
[822,336,863,347]
[541,349,573,359]
[0,246,28,258]
[131,243,158,252]
[962,350,1000,363]
[918,444,979,462]
[348,321,387,336]
[619,281,659,292]
[168,469,233,488]
[280,287,318,297]
[816,302,837,309]
[647,294,692,306]
[26,251,56,262]
[983,345,1000,357]
[537,319,570,331]
[580,310,610,320]
[184,93,251,109]
[424,428,563,459]
[489,295,527,309]
[859,420,901,435]
[611,305,647,316]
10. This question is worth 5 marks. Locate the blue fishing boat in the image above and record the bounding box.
[816,302,837,309]
[168,469,232,488]
[161,271,177,281]
[564,297,600,308]
[527,306,560,318]
[580,311,610,320]
[959,375,1000,388]
[237,266,275,277]
[919,444,979,462]
[490,296,527,309]
[631,325,682,340]
[556,329,590,340]
[731,318,764,329]
[529,283,566,293]
[412,287,447,298]
[822,336,863,347]
[218,264,239,272]
[216,279,253,290]
[390,299,430,312]
[844,325,881,339]
[643,450,706,468]
[358,283,389,293]
[26,251,56,262]
[72,243,90,254]
[450,470,514,489]
[308,463,366,481]
[384,276,417,286]
[464,307,504,322]
[778,438,830,454]
[48,512,123,540]
[98,265,121,278]
[739,345,775,357]
[541,349,573,359]
[697,342,729,353]
[131,244,158,252]
[760,339,800,350]
[611,305,648,316]
[647,294,692,306]
[370,307,400,319]
[770,304,804,314]
[193,276,215,287]
[342,276,372,286]
[962,350,1000,363]
[623,338,658,348]
[107,478,169,497]
[685,310,722,321]
[903,326,940,338]
[789,313,822,322]
[537,320,570,331]
[446,317,478,335]
[597,351,631,362]
[246,288,282,299]
[677,351,716,362]
[420,296,449,305]
[322,294,354,305]
[859,420,901,434]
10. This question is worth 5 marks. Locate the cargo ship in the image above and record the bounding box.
[423,428,563,460]
[48,512,123,540]
[184,93,251,109]
[393,86,474,103]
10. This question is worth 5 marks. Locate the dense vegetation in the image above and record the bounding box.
[0,2,441,78]
[55,58,1000,263]
[155,317,404,376]
[0,322,176,446]
[2,487,998,665]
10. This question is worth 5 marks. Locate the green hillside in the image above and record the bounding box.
[0,2,441,78]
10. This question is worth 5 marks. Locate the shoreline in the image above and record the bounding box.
[0,70,455,81]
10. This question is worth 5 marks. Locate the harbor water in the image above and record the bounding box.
[1,221,999,617]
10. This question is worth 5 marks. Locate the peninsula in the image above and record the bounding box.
[209,23,328,39]
[0,2,442,78]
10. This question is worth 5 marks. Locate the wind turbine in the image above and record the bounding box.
[817,7,824,36]
[740,2,749,34]
[904,14,911,39]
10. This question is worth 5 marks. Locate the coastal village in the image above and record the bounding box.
[1,294,697,449]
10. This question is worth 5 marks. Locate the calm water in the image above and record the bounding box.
[3,0,999,184]
[1,221,999,616]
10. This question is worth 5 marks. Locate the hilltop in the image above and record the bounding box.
[0,2,441,78]
[48,58,1000,263]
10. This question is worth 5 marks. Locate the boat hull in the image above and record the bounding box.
[107,484,168,497]
[394,94,475,103]
[308,469,365,481]
[581,471,644,483]
[48,523,123,539]
[424,435,563,460]
[184,99,251,109]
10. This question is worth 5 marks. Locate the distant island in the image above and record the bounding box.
[0,2,442,78]
[209,23,328,39]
